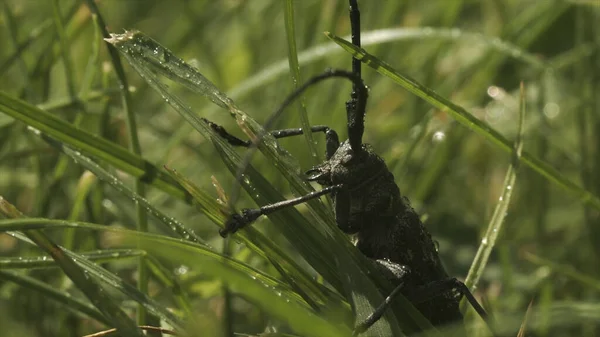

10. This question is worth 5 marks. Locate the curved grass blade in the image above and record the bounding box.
[0,270,110,326]
[230,27,548,101]
[0,249,145,269]
[0,199,144,337]
[38,133,205,244]
[106,30,433,335]
[0,219,310,310]
[9,232,185,330]
[326,32,600,211]
[0,218,346,337]
[165,157,344,311]
[126,234,351,337]
[0,91,188,200]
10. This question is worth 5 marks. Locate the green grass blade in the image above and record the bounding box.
[0,91,188,199]
[0,218,341,336]
[164,166,343,309]
[42,135,205,244]
[326,31,600,211]
[0,199,144,336]
[0,249,145,269]
[0,270,110,326]
[464,83,526,292]
[130,234,350,337]
[106,30,418,335]
[284,0,319,165]
[0,219,309,310]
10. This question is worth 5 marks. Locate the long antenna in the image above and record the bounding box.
[346,0,366,153]
[228,70,366,214]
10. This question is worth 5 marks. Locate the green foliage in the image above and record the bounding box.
[0,1,599,336]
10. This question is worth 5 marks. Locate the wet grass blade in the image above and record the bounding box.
[0,270,110,325]
[326,32,600,211]
[0,218,345,337]
[0,199,144,336]
[464,82,526,291]
[0,249,145,269]
[39,133,205,244]
[283,0,319,165]
[0,91,188,199]
[107,30,419,335]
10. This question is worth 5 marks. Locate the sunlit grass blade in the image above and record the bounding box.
[464,83,526,292]
[230,27,548,101]
[126,233,350,337]
[0,270,110,326]
[0,199,144,336]
[0,218,342,336]
[0,91,188,199]
[164,166,345,311]
[38,133,204,244]
[1,230,179,331]
[0,248,145,269]
[284,0,319,165]
[106,30,419,335]
[326,31,600,211]
[0,219,310,312]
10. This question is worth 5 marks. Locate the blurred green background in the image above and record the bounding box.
[0,0,599,336]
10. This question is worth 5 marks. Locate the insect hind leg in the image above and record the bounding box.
[407,278,488,322]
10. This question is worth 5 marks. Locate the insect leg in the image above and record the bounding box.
[203,117,335,148]
[219,184,343,237]
[407,278,488,322]
[353,260,411,336]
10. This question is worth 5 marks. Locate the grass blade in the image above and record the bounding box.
[326,31,600,211]
[464,82,526,292]
[0,91,188,199]
[0,270,110,325]
[0,198,144,336]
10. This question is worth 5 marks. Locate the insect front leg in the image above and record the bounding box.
[202,117,339,157]
[219,184,343,237]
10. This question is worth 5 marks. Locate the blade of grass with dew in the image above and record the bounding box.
[105,31,342,281]
[284,0,319,165]
[164,165,346,310]
[106,30,420,335]
[44,121,341,311]
[0,270,110,326]
[36,132,205,244]
[123,232,351,337]
[159,26,553,162]
[7,228,184,331]
[0,91,188,199]
[0,219,310,310]
[0,218,343,337]
[0,199,144,337]
[0,249,145,269]
[83,3,149,325]
[464,82,526,292]
[326,32,600,211]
